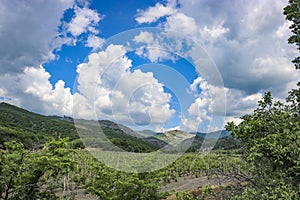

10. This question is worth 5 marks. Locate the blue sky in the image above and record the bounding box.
[0,0,299,132]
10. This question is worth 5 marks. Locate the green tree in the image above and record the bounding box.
[283,0,300,69]
[85,163,162,200]
[0,138,76,199]
[226,83,300,199]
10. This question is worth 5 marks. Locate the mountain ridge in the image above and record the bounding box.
[0,102,166,152]
[0,102,241,151]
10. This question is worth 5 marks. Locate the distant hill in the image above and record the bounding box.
[194,130,231,138]
[183,134,242,152]
[0,102,240,152]
[155,130,194,145]
[75,119,167,152]
[0,102,166,152]
[0,102,78,148]
[137,129,157,136]
[155,129,241,151]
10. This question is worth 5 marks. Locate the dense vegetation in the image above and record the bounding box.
[283,0,300,69]
[0,103,161,152]
[0,138,246,200]
[0,103,78,148]
[226,83,300,199]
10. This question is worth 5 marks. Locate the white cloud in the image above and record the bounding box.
[133,31,154,44]
[181,77,212,132]
[181,76,263,132]
[74,44,175,128]
[85,35,105,50]
[0,0,74,74]
[241,1,286,36]
[20,67,73,116]
[174,0,299,101]
[0,66,73,116]
[133,31,174,62]
[136,3,176,24]
[76,44,129,100]
[164,13,198,37]
[200,23,229,42]
[223,117,243,126]
[0,88,6,97]
[181,116,202,132]
[67,5,103,37]
[275,21,292,39]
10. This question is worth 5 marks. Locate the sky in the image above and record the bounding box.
[0,0,299,133]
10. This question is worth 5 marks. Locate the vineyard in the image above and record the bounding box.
[0,139,248,200]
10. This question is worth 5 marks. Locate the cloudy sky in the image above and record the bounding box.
[0,0,299,133]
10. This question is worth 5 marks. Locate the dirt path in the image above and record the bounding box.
[160,175,232,192]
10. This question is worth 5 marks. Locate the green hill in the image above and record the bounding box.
[75,119,166,152]
[0,102,78,148]
[156,129,242,152]
[0,102,165,152]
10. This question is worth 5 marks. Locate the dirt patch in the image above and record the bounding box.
[160,175,233,192]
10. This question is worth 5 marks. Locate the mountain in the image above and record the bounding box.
[155,130,194,145]
[75,119,167,151]
[0,102,79,148]
[0,102,166,152]
[0,102,240,152]
[155,129,241,151]
[183,134,242,152]
[194,130,231,138]
[137,129,157,136]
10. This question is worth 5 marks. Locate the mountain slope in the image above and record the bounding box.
[156,129,242,151]
[155,130,194,145]
[0,102,166,152]
[75,119,166,152]
[0,102,78,148]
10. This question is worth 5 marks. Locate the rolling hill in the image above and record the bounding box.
[154,129,242,152]
[0,102,78,148]
[0,102,241,152]
[0,102,166,152]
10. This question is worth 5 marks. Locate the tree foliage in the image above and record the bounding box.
[283,0,300,69]
[0,138,76,199]
[226,83,300,199]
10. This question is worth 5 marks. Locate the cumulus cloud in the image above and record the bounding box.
[67,5,103,37]
[178,0,299,97]
[137,0,299,128]
[164,13,198,37]
[133,31,174,62]
[86,35,105,50]
[0,0,108,117]
[136,3,176,24]
[0,66,73,116]
[135,3,198,38]
[181,77,213,132]
[74,44,175,128]
[200,22,229,42]
[0,0,74,74]
[182,76,263,132]
[21,67,73,115]
[0,88,5,96]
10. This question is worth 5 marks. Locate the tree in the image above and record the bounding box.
[283,0,300,69]
[0,138,76,199]
[226,83,300,199]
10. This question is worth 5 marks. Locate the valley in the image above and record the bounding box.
[0,102,245,199]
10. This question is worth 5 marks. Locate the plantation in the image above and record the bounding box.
[0,139,248,200]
